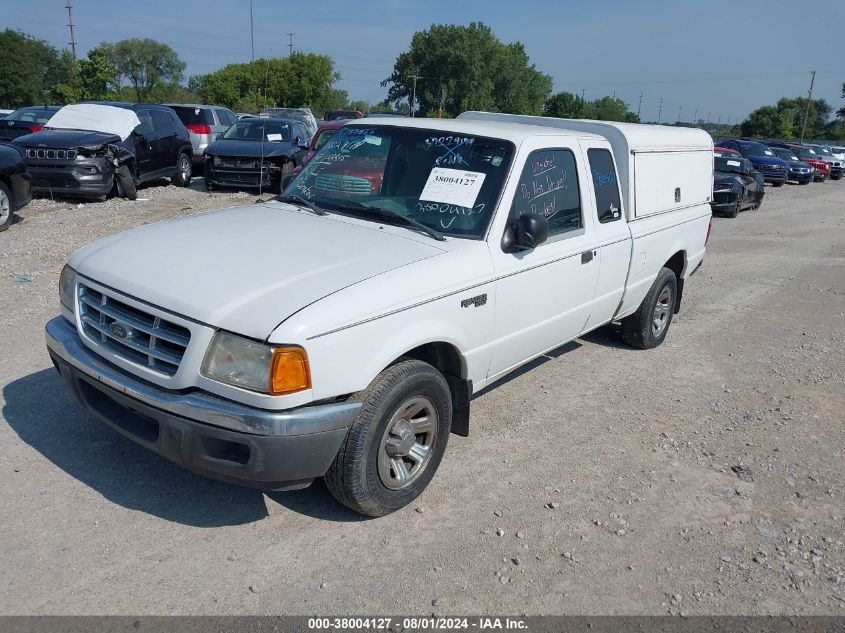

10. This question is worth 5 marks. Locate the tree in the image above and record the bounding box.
[0,30,74,107]
[107,38,185,101]
[837,82,845,121]
[543,92,587,119]
[193,53,339,113]
[383,22,551,117]
[740,105,791,138]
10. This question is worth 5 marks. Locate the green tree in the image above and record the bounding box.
[543,92,587,118]
[383,22,551,117]
[740,105,790,138]
[107,38,185,102]
[193,53,339,113]
[0,30,74,107]
[586,96,640,123]
[837,82,845,120]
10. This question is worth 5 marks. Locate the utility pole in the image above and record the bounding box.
[677,105,683,123]
[250,0,254,61]
[65,0,77,59]
[637,92,643,118]
[800,70,816,143]
[581,88,586,101]
[286,32,295,56]
[693,110,698,125]
[409,74,422,118]
[657,97,663,124]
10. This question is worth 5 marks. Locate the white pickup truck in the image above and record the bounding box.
[46,113,713,516]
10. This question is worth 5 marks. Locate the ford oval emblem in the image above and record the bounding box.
[109,322,131,340]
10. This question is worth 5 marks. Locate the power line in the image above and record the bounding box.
[65,0,77,59]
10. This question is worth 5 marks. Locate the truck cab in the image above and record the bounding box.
[46,115,713,516]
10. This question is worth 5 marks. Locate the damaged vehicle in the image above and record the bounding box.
[12,102,193,200]
[711,154,764,218]
[203,118,308,192]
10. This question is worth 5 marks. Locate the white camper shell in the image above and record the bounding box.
[458,112,714,219]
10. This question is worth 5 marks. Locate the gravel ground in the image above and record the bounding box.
[0,178,843,615]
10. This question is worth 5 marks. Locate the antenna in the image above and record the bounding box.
[250,0,254,61]
[287,32,295,56]
[257,57,270,202]
[66,0,77,59]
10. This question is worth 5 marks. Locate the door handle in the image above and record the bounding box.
[581,250,595,264]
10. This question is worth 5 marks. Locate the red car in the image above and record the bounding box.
[286,121,386,194]
[714,146,741,156]
[771,143,830,182]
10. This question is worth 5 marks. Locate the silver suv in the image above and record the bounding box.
[166,104,237,164]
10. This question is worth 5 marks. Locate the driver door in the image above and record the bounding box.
[486,137,600,381]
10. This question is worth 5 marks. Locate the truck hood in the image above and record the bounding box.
[69,202,446,340]
[12,129,121,150]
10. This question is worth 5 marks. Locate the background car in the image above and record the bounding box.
[716,139,788,186]
[263,107,318,136]
[769,143,830,181]
[0,109,13,119]
[806,144,844,180]
[166,104,237,165]
[769,147,814,184]
[14,102,193,200]
[831,145,845,161]
[284,120,347,189]
[324,110,364,121]
[0,142,31,231]
[713,146,741,156]
[203,117,308,192]
[0,106,61,141]
[711,154,764,217]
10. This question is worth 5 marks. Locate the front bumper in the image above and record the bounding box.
[205,162,279,189]
[788,170,813,183]
[25,157,115,198]
[45,316,359,491]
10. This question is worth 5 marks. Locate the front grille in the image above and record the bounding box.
[217,156,258,169]
[315,174,372,194]
[25,148,77,160]
[78,285,191,377]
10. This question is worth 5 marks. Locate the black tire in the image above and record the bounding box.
[799,180,810,185]
[324,359,452,517]
[832,174,842,181]
[203,164,217,191]
[115,165,137,200]
[274,160,294,194]
[0,181,13,232]
[772,180,784,187]
[726,196,740,218]
[620,267,678,350]
[173,152,192,187]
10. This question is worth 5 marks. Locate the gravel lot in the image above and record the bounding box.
[0,178,843,615]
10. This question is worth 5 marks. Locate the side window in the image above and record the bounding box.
[587,148,622,223]
[224,109,237,126]
[294,124,306,142]
[511,149,582,238]
[214,108,230,127]
[151,110,173,132]
[135,110,155,136]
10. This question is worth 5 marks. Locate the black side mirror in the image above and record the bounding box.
[297,137,309,149]
[502,214,550,253]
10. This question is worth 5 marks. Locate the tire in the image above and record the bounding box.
[274,160,294,194]
[203,164,217,191]
[772,180,784,187]
[115,165,137,200]
[324,359,452,517]
[620,267,678,350]
[832,174,842,181]
[726,196,740,218]
[0,181,13,232]
[799,180,810,185]
[173,153,192,187]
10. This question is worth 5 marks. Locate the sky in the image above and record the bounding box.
[2,0,844,123]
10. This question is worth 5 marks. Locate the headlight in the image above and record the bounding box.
[201,331,311,395]
[59,265,77,314]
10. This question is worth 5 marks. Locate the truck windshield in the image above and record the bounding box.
[738,142,772,157]
[813,146,832,156]
[223,119,291,141]
[281,125,514,238]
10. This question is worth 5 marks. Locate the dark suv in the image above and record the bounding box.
[13,102,193,200]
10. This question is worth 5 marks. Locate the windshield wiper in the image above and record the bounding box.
[329,202,446,241]
[276,194,329,216]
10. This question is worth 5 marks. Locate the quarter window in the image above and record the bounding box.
[510,149,582,238]
[587,148,622,223]
[135,110,155,136]
[151,110,172,132]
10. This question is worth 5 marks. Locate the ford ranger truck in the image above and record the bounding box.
[46,114,713,517]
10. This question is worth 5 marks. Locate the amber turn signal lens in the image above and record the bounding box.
[269,347,311,395]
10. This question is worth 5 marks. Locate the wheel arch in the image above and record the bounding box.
[391,341,471,437]
[664,250,686,314]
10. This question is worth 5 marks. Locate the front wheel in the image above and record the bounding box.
[0,182,13,232]
[324,359,452,517]
[620,267,678,350]
[772,180,784,187]
[173,153,192,187]
[115,165,137,200]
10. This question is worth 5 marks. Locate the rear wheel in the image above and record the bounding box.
[173,153,192,187]
[0,182,13,232]
[621,267,678,350]
[324,359,452,517]
[772,180,784,187]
